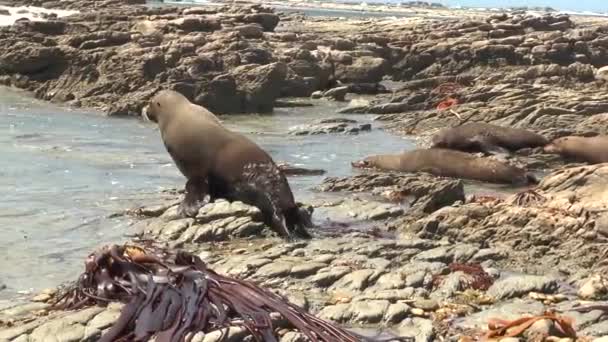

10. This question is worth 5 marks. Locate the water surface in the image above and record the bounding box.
[0,88,412,304]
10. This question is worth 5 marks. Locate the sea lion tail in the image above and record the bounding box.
[284,204,313,239]
[238,163,313,239]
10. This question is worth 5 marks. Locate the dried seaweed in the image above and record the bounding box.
[52,244,412,342]
[485,311,577,339]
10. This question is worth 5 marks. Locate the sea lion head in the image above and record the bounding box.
[351,156,378,169]
[431,133,447,147]
[543,136,570,154]
[144,90,188,124]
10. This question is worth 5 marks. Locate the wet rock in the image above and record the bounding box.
[488,274,558,300]
[277,163,326,176]
[322,86,348,101]
[289,118,371,136]
[317,173,464,215]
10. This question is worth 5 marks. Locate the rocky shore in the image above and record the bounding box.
[2,0,608,341]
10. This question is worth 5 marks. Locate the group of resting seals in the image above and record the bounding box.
[352,121,608,185]
[144,90,312,239]
[143,89,608,240]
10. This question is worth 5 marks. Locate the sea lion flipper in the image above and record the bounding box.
[418,167,442,176]
[469,135,510,157]
[177,178,208,218]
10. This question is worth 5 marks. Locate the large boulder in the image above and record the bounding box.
[0,42,65,74]
[335,56,389,83]
[195,74,244,114]
[243,13,279,32]
[234,62,287,112]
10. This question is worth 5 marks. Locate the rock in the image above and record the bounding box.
[524,319,557,340]
[317,173,464,215]
[243,13,279,31]
[330,269,377,293]
[350,300,389,324]
[289,118,371,136]
[280,331,310,342]
[596,66,608,81]
[456,299,546,330]
[317,303,352,323]
[169,16,221,32]
[487,274,558,300]
[322,86,348,101]
[412,299,439,311]
[578,274,608,300]
[29,307,104,342]
[233,62,288,113]
[233,24,264,39]
[384,303,410,323]
[310,266,351,287]
[334,57,389,83]
[0,43,64,74]
[395,318,434,342]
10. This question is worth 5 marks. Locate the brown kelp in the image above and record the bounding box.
[52,244,411,342]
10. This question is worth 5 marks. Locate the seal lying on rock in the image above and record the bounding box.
[544,135,608,164]
[144,90,311,239]
[432,123,548,155]
[352,148,537,185]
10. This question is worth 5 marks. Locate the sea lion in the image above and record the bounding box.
[352,148,537,185]
[144,90,311,239]
[544,135,608,164]
[432,123,548,155]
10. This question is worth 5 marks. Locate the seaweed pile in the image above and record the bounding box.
[52,243,411,342]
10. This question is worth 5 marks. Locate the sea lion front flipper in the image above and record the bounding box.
[418,167,443,177]
[469,135,510,157]
[177,178,208,218]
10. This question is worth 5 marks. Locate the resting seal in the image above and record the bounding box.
[144,90,311,239]
[544,135,608,164]
[352,148,537,185]
[432,123,548,155]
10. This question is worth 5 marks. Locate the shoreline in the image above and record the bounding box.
[1,0,608,340]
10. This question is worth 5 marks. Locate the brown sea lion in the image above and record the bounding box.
[352,148,537,185]
[144,90,311,239]
[432,123,548,155]
[544,135,608,164]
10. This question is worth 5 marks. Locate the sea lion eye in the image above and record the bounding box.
[156,102,161,107]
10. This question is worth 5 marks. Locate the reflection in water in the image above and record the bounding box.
[0,88,412,303]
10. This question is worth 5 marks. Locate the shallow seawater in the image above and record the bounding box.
[0,88,413,303]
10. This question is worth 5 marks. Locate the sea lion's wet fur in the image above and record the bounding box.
[146,90,311,239]
[353,148,537,185]
[432,123,548,155]
[544,135,608,164]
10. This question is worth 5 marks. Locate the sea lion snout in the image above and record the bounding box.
[141,104,152,122]
[351,160,370,168]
